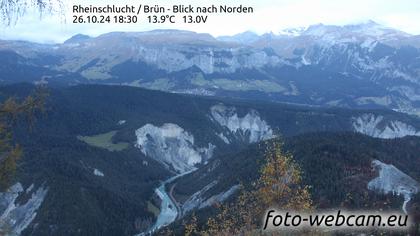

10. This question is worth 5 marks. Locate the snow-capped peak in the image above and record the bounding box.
[301,20,411,42]
[278,27,307,37]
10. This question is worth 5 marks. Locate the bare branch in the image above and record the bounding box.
[0,0,64,25]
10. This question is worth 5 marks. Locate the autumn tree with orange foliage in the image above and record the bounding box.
[257,141,313,212]
[0,87,47,190]
[183,140,313,236]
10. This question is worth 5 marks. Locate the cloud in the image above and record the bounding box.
[0,0,419,43]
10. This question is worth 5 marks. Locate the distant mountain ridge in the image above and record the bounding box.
[1,21,420,116]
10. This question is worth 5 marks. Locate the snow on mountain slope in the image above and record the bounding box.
[93,169,105,177]
[210,104,275,144]
[279,27,307,37]
[217,31,261,44]
[352,114,420,139]
[135,123,215,173]
[368,160,419,213]
[301,21,410,43]
[0,183,48,235]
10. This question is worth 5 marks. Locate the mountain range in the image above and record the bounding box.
[0,21,419,116]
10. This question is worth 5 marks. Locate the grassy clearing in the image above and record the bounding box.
[77,131,129,152]
[190,75,286,93]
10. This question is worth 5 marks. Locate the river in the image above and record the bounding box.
[140,170,195,235]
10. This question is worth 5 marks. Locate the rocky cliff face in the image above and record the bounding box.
[368,160,419,213]
[135,123,215,173]
[352,114,420,139]
[135,45,282,74]
[133,104,276,172]
[49,30,283,79]
[0,183,48,235]
[210,104,275,144]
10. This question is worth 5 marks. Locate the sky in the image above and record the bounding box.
[0,0,419,43]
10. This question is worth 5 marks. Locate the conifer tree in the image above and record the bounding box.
[0,88,47,190]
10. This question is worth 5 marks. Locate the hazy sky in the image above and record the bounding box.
[0,0,419,43]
